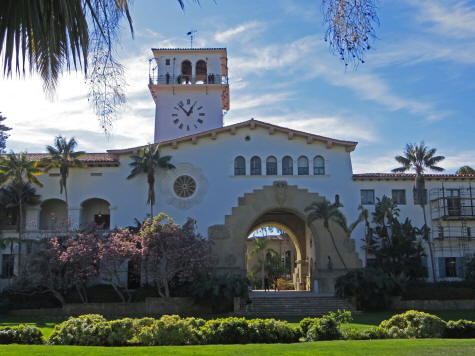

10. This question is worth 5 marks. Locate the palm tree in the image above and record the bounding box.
[392,142,445,282]
[127,144,174,217]
[42,136,85,211]
[305,198,349,270]
[0,153,43,275]
[248,238,277,290]
[349,204,372,266]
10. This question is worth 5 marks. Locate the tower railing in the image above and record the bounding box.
[148,73,229,86]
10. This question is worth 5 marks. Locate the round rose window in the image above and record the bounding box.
[173,175,196,198]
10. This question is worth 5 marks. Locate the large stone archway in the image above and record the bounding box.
[208,181,362,293]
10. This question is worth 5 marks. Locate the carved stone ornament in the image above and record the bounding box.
[274,181,288,205]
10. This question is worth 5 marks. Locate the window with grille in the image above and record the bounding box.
[1,254,14,278]
[298,156,309,175]
[314,156,325,175]
[250,156,261,175]
[392,189,406,205]
[266,156,277,175]
[282,156,293,175]
[234,156,246,176]
[361,189,375,205]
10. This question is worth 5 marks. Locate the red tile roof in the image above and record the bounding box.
[1,153,119,167]
[353,173,475,181]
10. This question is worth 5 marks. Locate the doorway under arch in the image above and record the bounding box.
[208,181,362,294]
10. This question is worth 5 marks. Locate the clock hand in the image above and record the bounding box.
[186,101,198,116]
[177,103,188,115]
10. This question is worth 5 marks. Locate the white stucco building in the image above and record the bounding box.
[1,48,474,292]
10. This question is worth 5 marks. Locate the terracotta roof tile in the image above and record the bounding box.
[353,173,475,180]
[1,153,119,167]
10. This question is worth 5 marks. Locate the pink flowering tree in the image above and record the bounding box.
[140,214,212,297]
[23,232,100,305]
[98,228,140,302]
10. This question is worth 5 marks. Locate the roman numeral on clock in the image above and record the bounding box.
[173,119,179,124]
[197,119,203,124]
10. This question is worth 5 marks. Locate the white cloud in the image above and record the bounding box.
[413,0,475,39]
[214,21,265,43]
[231,92,293,111]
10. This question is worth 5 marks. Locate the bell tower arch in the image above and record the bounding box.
[148,48,230,142]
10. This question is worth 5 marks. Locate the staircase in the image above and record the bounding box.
[239,291,356,316]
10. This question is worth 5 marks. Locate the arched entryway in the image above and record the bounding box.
[39,199,68,230]
[208,181,362,294]
[80,198,110,230]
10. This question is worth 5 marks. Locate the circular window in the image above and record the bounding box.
[173,175,196,198]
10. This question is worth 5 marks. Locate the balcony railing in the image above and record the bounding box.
[432,225,473,240]
[148,73,228,86]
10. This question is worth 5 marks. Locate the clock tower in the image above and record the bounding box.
[148,48,230,142]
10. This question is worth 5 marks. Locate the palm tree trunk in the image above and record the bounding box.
[327,227,347,270]
[421,204,437,282]
[261,251,265,290]
[17,192,23,277]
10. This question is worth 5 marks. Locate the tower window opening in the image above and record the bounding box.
[180,60,192,84]
[196,60,207,84]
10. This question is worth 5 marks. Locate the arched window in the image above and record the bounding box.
[282,156,293,175]
[195,60,207,83]
[314,156,325,175]
[266,156,277,175]
[298,156,309,175]
[180,60,192,84]
[250,156,261,175]
[234,156,246,176]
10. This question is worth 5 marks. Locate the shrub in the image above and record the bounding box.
[300,310,352,341]
[48,314,134,346]
[0,324,44,344]
[343,326,390,340]
[379,310,446,338]
[201,317,251,344]
[444,320,475,338]
[335,268,404,310]
[137,315,204,346]
[247,319,300,343]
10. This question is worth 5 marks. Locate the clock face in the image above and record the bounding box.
[171,98,206,131]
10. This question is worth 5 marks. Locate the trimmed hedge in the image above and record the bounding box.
[444,320,475,338]
[0,324,44,344]
[299,310,352,341]
[379,310,446,338]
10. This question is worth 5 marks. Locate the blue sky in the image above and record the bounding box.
[1,0,475,173]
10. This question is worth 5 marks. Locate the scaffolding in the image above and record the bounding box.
[429,183,475,256]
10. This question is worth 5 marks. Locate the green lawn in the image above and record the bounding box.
[2,310,475,338]
[0,339,474,355]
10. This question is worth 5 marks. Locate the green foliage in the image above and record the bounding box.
[444,320,475,339]
[48,314,134,346]
[190,274,249,313]
[379,310,446,338]
[343,326,390,340]
[0,324,44,344]
[247,319,300,343]
[136,315,204,346]
[335,268,404,310]
[300,310,352,341]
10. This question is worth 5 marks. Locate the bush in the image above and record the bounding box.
[379,310,446,338]
[247,319,300,343]
[335,268,404,311]
[0,324,44,344]
[444,320,475,338]
[201,317,251,344]
[343,326,390,340]
[136,315,204,346]
[300,310,352,341]
[48,314,134,346]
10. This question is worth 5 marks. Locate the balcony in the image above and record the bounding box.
[430,187,475,220]
[432,225,473,240]
[148,73,229,86]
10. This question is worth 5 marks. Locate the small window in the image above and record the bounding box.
[250,156,261,175]
[234,156,246,176]
[266,156,277,175]
[314,156,325,175]
[361,189,375,205]
[1,254,14,279]
[445,257,457,277]
[298,156,309,175]
[90,172,103,177]
[282,156,293,175]
[392,189,406,205]
[165,59,170,65]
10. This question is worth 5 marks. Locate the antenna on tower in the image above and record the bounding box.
[187,30,197,48]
